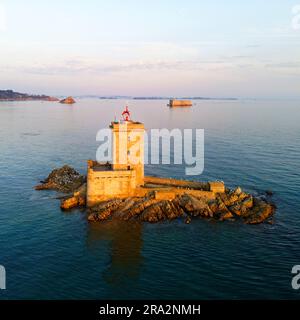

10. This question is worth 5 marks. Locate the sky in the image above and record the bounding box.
[0,0,299,98]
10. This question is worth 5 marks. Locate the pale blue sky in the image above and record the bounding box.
[0,0,299,97]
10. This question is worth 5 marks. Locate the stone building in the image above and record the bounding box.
[87,110,145,206]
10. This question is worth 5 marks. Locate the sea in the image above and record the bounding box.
[0,98,299,299]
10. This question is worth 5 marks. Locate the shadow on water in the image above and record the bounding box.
[86,220,144,289]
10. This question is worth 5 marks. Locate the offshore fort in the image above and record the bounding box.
[36,108,275,224]
[169,99,192,107]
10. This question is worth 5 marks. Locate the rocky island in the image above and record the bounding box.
[59,96,76,104]
[35,165,275,225]
[35,109,275,225]
[0,89,58,101]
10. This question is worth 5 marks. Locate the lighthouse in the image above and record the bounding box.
[87,107,145,206]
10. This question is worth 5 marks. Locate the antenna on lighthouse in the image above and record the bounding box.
[122,105,131,121]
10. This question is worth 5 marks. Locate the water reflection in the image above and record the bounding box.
[86,220,143,287]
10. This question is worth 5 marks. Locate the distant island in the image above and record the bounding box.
[59,96,76,104]
[96,96,238,101]
[0,90,238,102]
[132,96,238,101]
[0,90,59,102]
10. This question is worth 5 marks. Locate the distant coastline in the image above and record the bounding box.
[132,96,238,101]
[84,95,238,100]
[0,90,238,102]
[0,90,58,102]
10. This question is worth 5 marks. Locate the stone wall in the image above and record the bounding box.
[87,166,137,207]
[152,188,215,201]
[144,176,209,190]
[145,176,225,193]
[111,122,145,186]
[132,187,215,201]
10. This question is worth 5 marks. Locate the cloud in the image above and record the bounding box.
[14,59,235,76]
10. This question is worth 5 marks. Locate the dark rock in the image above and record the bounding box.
[220,191,239,206]
[140,200,184,222]
[243,199,276,224]
[177,194,213,218]
[111,198,140,219]
[119,197,158,221]
[208,199,220,215]
[219,211,234,221]
[215,197,234,220]
[35,165,86,193]
[88,198,124,221]
[228,203,242,216]
[185,216,192,224]
[234,187,242,195]
[242,196,253,209]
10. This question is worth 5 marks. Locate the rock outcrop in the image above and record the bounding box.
[35,165,86,193]
[85,188,275,225]
[59,96,76,104]
[36,166,276,225]
[60,183,87,210]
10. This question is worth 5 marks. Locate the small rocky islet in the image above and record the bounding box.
[35,165,276,225]
[59,96,76,104]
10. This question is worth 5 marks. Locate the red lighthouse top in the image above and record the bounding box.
[122,106,131,121]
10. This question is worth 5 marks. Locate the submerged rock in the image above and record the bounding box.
[35,165,86,193]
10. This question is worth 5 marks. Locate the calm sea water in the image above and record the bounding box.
[0,98,300,299]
